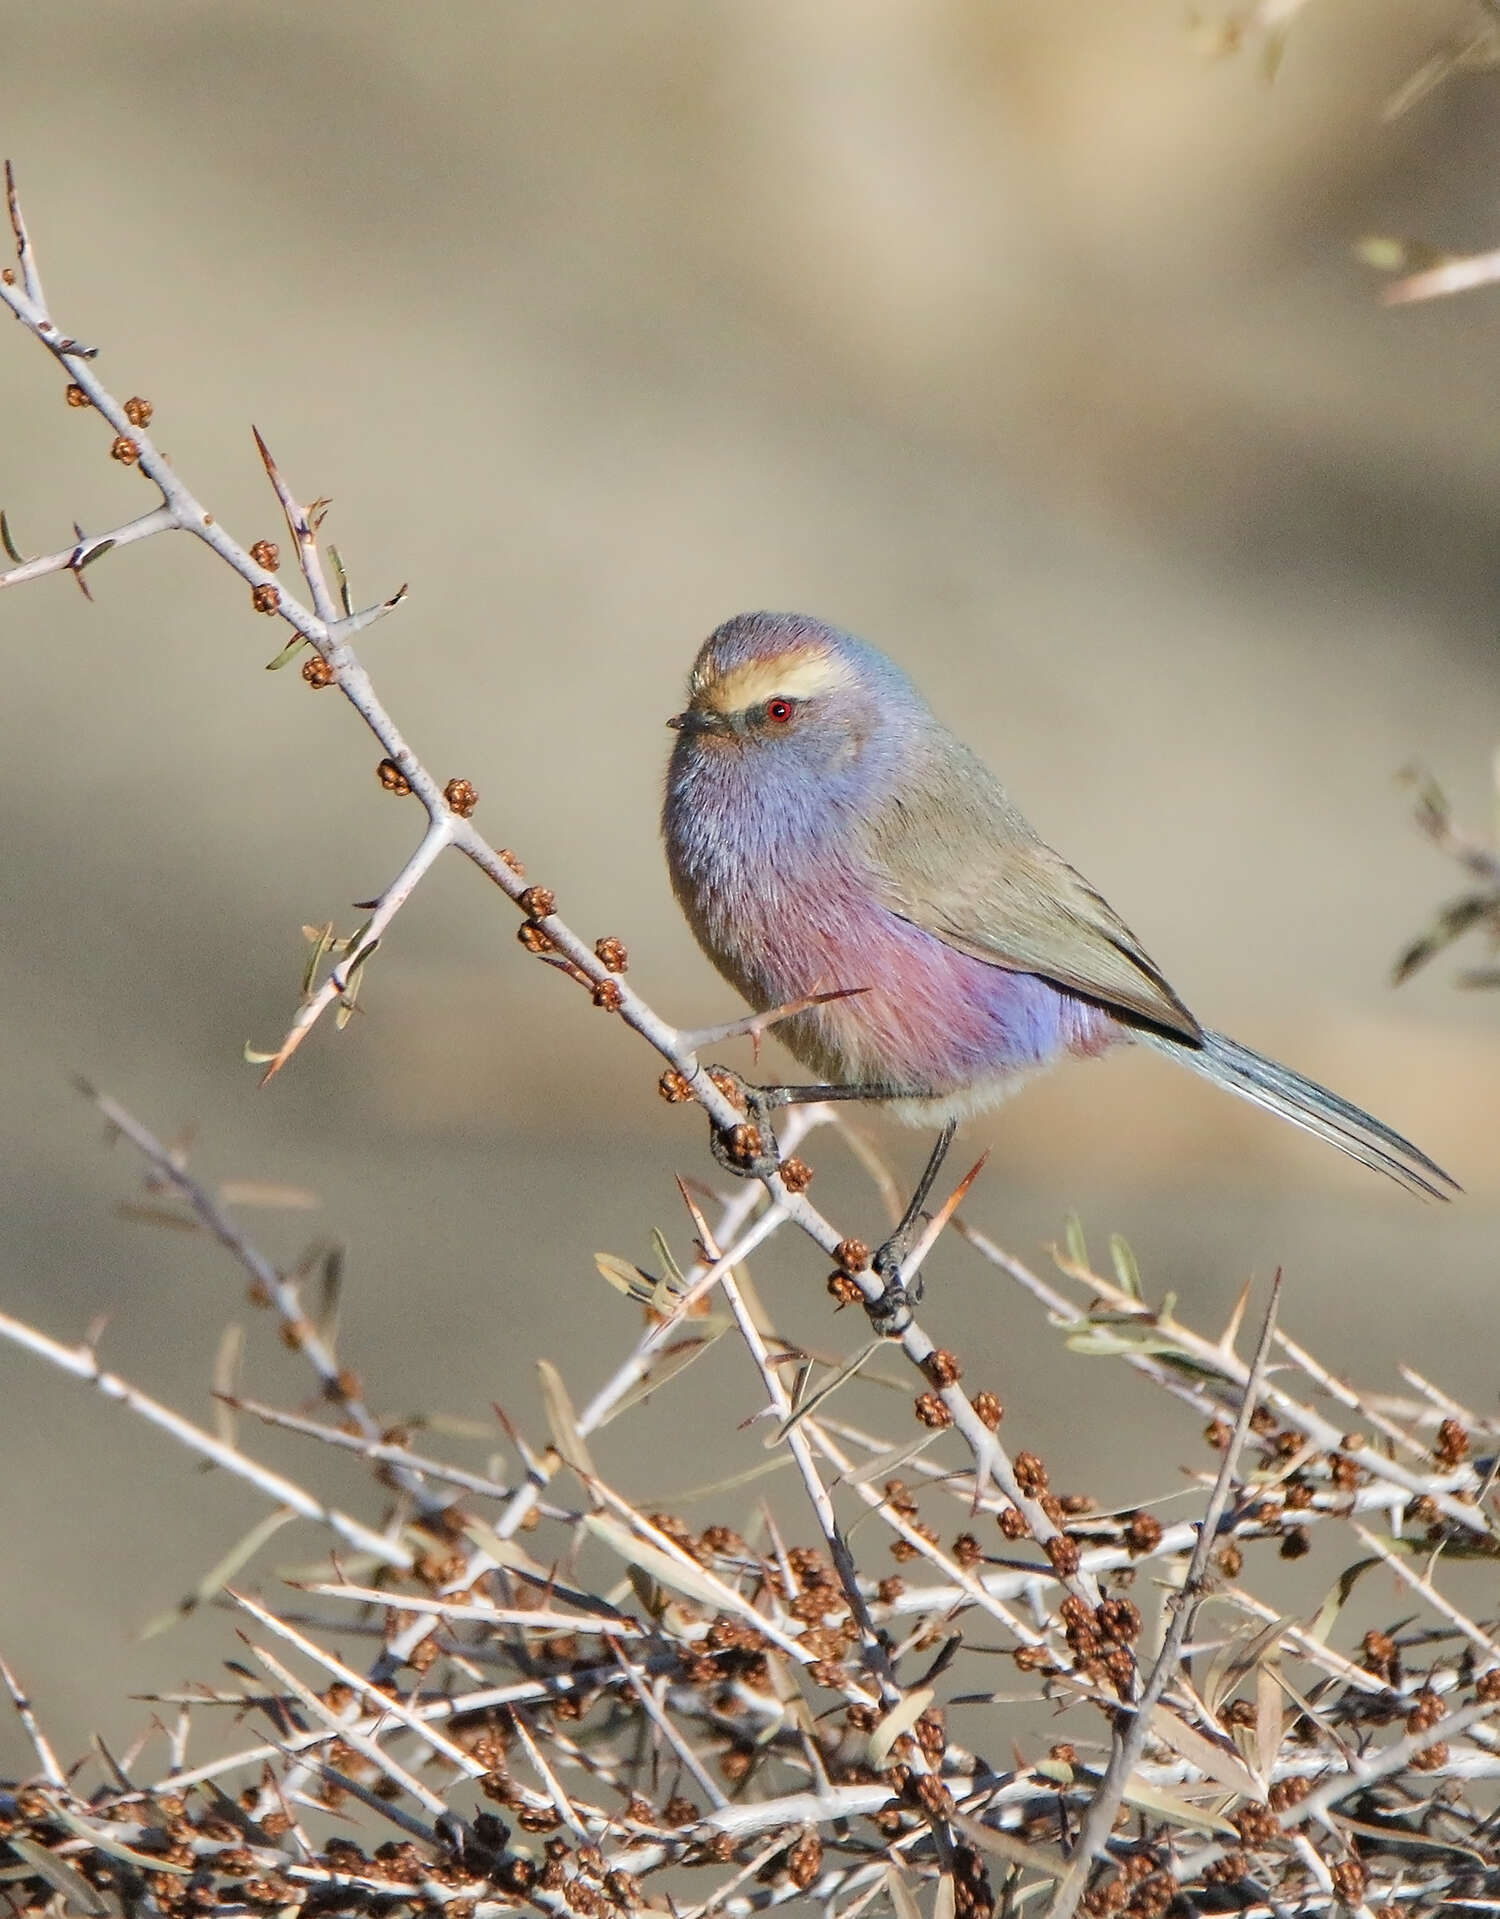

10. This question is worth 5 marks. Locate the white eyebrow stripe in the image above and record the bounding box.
[703,652,853,711]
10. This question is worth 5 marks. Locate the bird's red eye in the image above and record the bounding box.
[764,698,794,724]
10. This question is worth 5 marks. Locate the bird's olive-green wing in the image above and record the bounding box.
[859,741,1202,1043]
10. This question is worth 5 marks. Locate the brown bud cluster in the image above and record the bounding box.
[785,1831,822,1891]
[972,1390,1003,1429]
[1044,1533,1081,1577]
[834,1237,869,1272]
[996,1504,1028,1540]
[1329,1858,1366,1907]
[251,581,280,614]
[249,539,280,571]
[726,1123,764,1168]
[123,395,154,427]
[110,434,140,465]
[594,936,628,972]
[924,1348,961,1387]
[65,381,90,407]
[827,1270,863,1306]
[518,922,552,954]
[1122,1509,1163,1556]
[914,1392,952,1430]
[443,777,479,817]
[1436,1416,1470,1468]
[907,1771,955,1820]
[1013,1452,1048,1495]
[707,1067,747,1108]
[592,979,623,1012]
[1268,1774,1311,1812]
[658,1068,693,1102]
[777,1155,813,1193]
[301,654,335,688]
[1204,1851,1249,1887]
[377,757,412,795]
[1216,1542,1243,1578]
[1476,1667,1500,1703]
[1232,1801,1278,1846]
[1097,1596,1141,1644]
[520,885,556,919]
[950,1841,995,1919]
[1361,1629,1399,1683]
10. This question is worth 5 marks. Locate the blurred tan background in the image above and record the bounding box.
[3,0,1500,1768]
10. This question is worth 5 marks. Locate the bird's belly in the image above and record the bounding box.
[689,866,1118,1117]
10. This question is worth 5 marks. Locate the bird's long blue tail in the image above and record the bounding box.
[1141,1028,1459,1199]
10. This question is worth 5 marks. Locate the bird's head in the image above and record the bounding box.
[667,611,919,780]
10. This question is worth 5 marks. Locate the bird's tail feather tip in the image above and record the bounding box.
[1145,1028,1460,1201]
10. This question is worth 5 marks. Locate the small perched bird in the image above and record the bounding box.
[662,611,1456,1323]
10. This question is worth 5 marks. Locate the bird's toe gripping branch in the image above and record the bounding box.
[703,1066,787,1184]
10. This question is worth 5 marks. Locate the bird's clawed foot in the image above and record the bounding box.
[705,1066,786,1184]
[868,1231,923,1337]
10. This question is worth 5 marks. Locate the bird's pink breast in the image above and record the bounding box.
[686,835,1117,1103]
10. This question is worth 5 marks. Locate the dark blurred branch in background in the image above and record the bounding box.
[1395,759,1500,989]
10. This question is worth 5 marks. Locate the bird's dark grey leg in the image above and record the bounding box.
[869,1120,957,1335]
[704,1068,907,1183]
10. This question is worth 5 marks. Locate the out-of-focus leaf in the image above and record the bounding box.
[38,1799,195,1875]
[264,630,311,670]
[662,1453,794,1506]
[1255,1663,1282,1787]
[584,1513,744,1616]
[1149,1705,1259,1799]
[1308,1555,1379,1644]
[1109,1233,1143,1300]
[7,1835,110,1912]
[301,921,337,994]
[1119,1776,1237,1835]
[599,1324,732,1425]
[138,1506,296,1641]
[537,1359,595,1480]
[772,1340,881,1446]
[840,1432,941,1490]
[1393,894,1495,985]
[1063,1214,1089,1271]
[219,1181,320,1210]
[868,1686,935,1767]
[212,1323,244,1448]
[1064,1325,1184,1360]
[1204,1612,1298,1716]
[949,1809,1063,1878]
[884,1866,922,1919]
[1355,236,1449,275]
[328,541,354,617]
[594,1253,659,1303]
